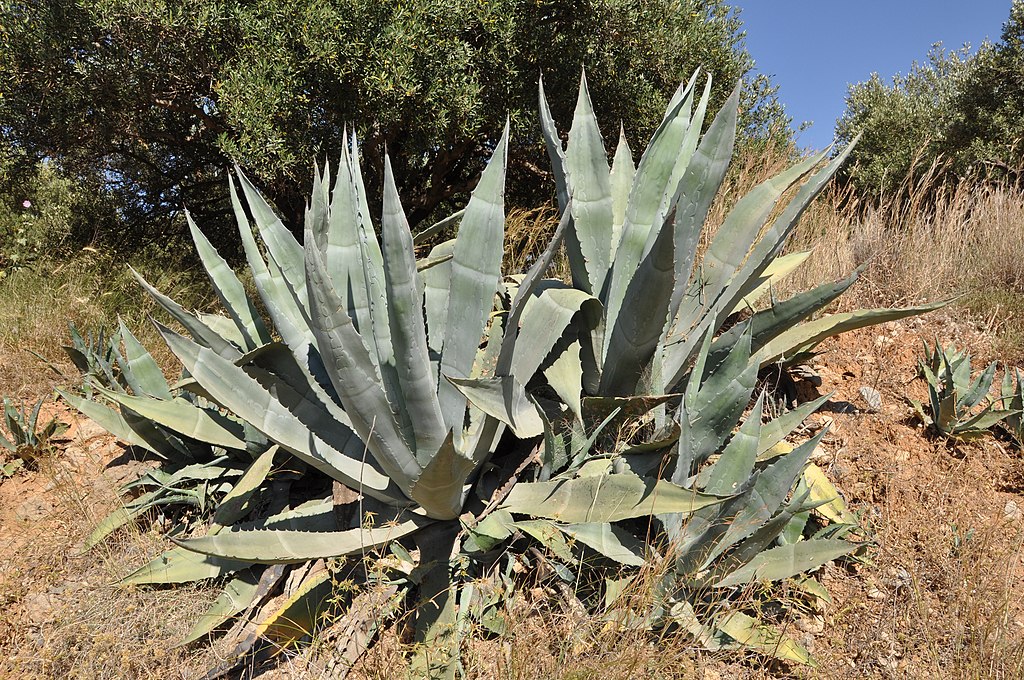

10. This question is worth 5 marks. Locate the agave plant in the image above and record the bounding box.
[0,397,67,477]
[64,71,942,676]
[911,340,1017,440]
[1001,367,1024,444]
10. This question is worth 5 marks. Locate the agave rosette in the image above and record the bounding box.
[59,71,947,674]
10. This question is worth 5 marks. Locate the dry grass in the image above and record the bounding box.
[0,413,224,679]
[0,249,214,399]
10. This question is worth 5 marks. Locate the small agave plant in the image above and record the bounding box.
[67,71,942,676]
[911,340,1018,441]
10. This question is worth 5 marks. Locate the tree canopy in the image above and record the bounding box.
[1,0,787,250]
[836,0,1024,197]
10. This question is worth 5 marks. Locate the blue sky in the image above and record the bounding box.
[732,1,1012,149]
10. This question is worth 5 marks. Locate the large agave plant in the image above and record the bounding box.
[67,72,941,675]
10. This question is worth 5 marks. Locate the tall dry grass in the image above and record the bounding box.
[785,176,1024,360]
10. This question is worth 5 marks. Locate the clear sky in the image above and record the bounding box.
[732,1,1012,150]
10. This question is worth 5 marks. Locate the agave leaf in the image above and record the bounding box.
[802,463,857,525]
[94,387,248,451]
[599,215,675,396]
[130,456,240,491]
[710,268,861,370]
[463,509,516,553]
[496,207,574,378]
[437,125,508,435]
[711,490,818,575]
[326,145,374,337]
[702,394,763,496]
[511,285,598,381]
[416,250,454,273]
[234,168,308,312]
[121,545,250,585]
[545,340,584,421]
[158,328,405,503]
[117,320,172,400]
[696,145,860,354]
[447,376,543,438]
[538,76,569,216]
[758,301,948,366]
[728,251,812,316]
[703,430,827,566]
[960,361,998,411]
[667,80,741,321]
[381,156,447,461]
[79,488,173,551]
[565,71,614,296]
[714,539,857,588]
[230,178,313,352]
[196,312,249,350]
[757,394,830,457]
[408,431,474,520]
[716,611,817,667]
[666,146,859,388]
[352,131,394,370]
[422,238,456,365]
[58,390,160,456]
[609,126,635,257]
[304,241,421,493]
[131,268,241,359]
[187,212,271,350]
[255,567,335,644]
[603,77,698,333]
[515,519,575,562]
[656,74,710,233]
[676,329,757,477]
[214,446,278,526]
[179,570,261,646]
[502,472,724,523]
[559,522,645,566]
[177,517,430,563]
[701,152,826,302]
[956,407,1017,436]
[411,524,460,680]
[413,209,466,245]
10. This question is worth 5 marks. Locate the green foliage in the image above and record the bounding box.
[949,1,1024,179]
[60,71,940,675]
[0,163,114,273]
[1,0,789,250]
[835,45,972,195]
[837,1,1024,197]
[0,397,67,477]
[911,340,1018,441]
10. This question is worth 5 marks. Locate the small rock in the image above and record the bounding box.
[796,615,825,634]
[859,386,882,413]
[1004,500,1022,522]
[867,586,886,600]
